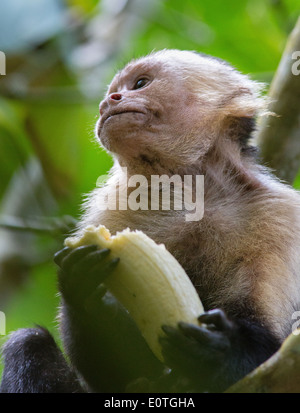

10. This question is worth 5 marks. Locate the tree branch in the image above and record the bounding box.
[256,17,300,184]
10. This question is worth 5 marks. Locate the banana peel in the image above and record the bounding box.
[65,225,204,362]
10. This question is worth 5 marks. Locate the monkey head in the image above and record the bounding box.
[96,50,266,172]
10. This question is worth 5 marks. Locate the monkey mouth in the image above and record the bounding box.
[100,109,146,126]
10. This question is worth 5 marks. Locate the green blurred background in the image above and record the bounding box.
[0,0,299,376]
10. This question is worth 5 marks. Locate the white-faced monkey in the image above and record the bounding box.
[2,50,300,393]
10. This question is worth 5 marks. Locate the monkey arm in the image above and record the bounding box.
[55,246,163,392]
[0,326,83,393]
[159,309,281,392]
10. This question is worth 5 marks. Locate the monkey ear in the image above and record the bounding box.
[225,116,257,153]
[220,85,268,119]
[219,83,273,151]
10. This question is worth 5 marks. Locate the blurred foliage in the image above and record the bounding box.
[0,0,299,377]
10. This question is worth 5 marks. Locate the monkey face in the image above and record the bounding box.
[95,50,264,170]
[95,53,209,168]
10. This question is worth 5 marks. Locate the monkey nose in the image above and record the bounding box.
[99,93,123,115]
[110,93,122,101]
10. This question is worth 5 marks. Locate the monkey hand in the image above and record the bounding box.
[54,245,119,312]
[159,309,235,391]
[54,246,164,389]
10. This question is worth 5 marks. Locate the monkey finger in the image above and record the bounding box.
[94,284,108,298]
[161,325,181,339]
[60,245,99,272]
[73,258,120,298]
[161,326,201,355]
[73,248,111,275]
[160,330,212,369]
[84,284,108,314]
[161,325,206,356]
[92,256,120,280]
[198,309,233,332]
[178,321,230,351]
[53,247,72,267]
[85,285,127,322]
[176,322,217,346]
[60,257,120,308]
[87,257,120,285]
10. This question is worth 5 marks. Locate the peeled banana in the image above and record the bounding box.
[65,225,204,362]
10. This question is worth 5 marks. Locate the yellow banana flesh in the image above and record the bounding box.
[65,225,204,362]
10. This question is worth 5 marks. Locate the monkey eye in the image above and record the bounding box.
[133,78,149,90]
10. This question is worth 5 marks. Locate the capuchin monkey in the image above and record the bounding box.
[2,49,300,393]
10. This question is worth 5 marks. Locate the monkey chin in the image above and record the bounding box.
[97,112,150,153]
